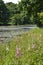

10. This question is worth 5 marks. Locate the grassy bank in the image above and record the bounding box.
[0,28,43,65]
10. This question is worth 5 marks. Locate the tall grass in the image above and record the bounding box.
[0,28,43,65]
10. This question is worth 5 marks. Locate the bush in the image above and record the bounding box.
[38,12,43,27]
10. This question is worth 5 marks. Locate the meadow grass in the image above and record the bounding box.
[0,28,43,65]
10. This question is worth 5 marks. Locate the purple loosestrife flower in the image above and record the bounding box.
[16,47,22,57]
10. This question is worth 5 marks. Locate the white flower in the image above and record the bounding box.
[32,44,36,49]
[6,47,9,51]
[40,34,42,37]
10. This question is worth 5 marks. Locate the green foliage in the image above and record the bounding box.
[18,0,43,26]
[10,11,30,25]
[0,0,10,25]
[10,14,22,25]
[38,12,43,26]
[0,28,43,65]
[6,2,20,16]
[0,0,43,26]
[6,2,20,25]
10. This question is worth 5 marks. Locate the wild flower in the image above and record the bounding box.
[16,46,22,57]
[32,44,36,49]
[28,45,30,51]
[6,47,9,51]
[28,47,30,50]
[40,34,42,37]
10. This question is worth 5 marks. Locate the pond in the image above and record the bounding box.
[0,25,36,43]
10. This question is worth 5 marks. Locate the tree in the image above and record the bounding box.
[18,0,32,24]
[6,2,20,16]
[1,0,42,26]
[18,0,43,26]
[30,0,43,26]
[6,2,20,24]
[38,12,43,27]
[0,0,10,25]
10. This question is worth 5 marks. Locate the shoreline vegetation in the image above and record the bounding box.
[0,28,43,65]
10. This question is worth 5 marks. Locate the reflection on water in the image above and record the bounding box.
[0,26,36,43]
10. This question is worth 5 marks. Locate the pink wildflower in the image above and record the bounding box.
[16,47,22,57]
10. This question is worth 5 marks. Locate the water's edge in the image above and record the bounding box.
[0,25,37,43]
